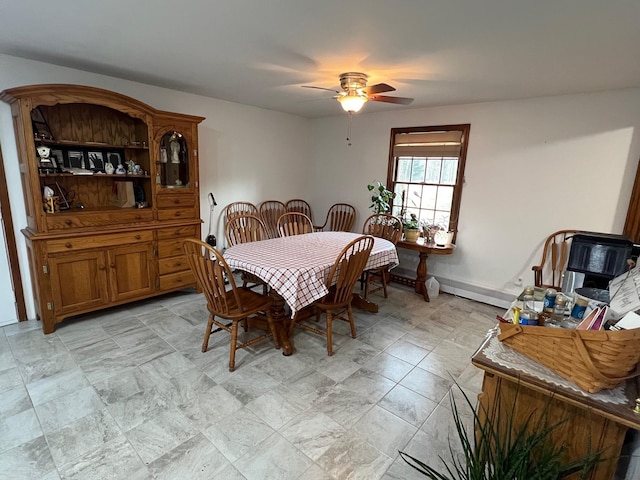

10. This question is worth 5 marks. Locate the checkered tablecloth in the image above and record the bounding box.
[223,231,399,314]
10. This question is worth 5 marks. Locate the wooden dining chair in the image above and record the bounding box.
[361,214,402,299]
[285,199,313,223]
[259,200,286,239]
[225,214,269,294]
[315,203,356,232]
[182,239,278,371]
[277,212,313,237]
[225,201,258,223]
[225,214,269,246]
[289,235,374,356]
[531,229,581,290]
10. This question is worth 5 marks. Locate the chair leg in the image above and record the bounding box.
[202,313,215,353]
[347,305,357,338]
[229,320,239,372]
[364,271,370,299]
[326,311,334,356]
[242,317,248,332]
[266,310,280,349]
[381,269,388,298]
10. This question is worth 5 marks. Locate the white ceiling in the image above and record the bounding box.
[1,0,639,118]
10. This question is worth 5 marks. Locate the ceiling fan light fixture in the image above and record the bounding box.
[338,93,368,113]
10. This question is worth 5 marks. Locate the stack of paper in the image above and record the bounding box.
[608,265,640,320]
[610,311,640,331]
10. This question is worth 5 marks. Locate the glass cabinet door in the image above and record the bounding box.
[158,131,189,188]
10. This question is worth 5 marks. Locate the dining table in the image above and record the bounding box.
[223,231,399,355]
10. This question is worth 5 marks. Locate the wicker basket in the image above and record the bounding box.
[498,323,640,393]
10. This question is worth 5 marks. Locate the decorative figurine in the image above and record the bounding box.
[115,164,126,174]
[170,138,180,163]
[36,145,56,173]
[104,162,115,174]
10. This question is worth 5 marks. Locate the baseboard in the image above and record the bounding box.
[437,277,513,309]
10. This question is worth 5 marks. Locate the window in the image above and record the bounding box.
[386,124,470,239]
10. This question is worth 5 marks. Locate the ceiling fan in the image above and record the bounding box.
[302,72,414,113]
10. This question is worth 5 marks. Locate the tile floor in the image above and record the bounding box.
[0,283,503,479]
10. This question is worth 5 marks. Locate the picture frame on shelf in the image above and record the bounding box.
[30,107,54,141]
[50,149,65,173]
[106,151,122,167]
[67,150,86,169]
[87,151,104,172]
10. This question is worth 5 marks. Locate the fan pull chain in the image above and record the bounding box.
[346,113,353,146]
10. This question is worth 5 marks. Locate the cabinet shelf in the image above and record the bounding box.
[35,138,149,150]
[40,173,151,179]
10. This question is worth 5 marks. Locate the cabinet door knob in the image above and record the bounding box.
[174,199,180,204]
[110,263,116,269]
[65,242,72,249]
[65,220,73,226]
[135,235,141,240]
[175,211,182,217]
[98,265,106,271]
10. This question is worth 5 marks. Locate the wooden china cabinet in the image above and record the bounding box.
[0,84,204,333]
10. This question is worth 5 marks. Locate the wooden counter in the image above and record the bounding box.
[472,334,640,479]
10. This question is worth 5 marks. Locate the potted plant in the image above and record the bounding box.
[367,181,395,214]
[400,385,602,479]
[402,213,420,242]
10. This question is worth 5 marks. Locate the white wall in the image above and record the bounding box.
[309,89,640,305]
[0,54,312,319]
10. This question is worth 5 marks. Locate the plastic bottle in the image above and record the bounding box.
[522,286,536,311]
[426,277,440,299]
[543,288,557,313]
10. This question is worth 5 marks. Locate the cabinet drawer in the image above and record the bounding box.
[157,194,196,209]
[157,207,198,221]
[160,270,195,291]
[156,225,198,240]
[159,256,190,275]
[158,238,190,258]
[46,209,154,231]
[48,230,154,253]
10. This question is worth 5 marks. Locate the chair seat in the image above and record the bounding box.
[224,287,273,318]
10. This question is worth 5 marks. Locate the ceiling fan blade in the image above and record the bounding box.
[363,83,395,95]
[369,95,414,105]
[302,85,340,94]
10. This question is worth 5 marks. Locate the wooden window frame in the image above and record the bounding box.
[386,124,470,243]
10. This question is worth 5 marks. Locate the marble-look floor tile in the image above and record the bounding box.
[7,329,68,363]
[0,436,58,480]
[0,407,42,454]
[314,385,376,429]
[45,408,121,468]
[362,352,413,383]
[15,351,78,385]
[379,384,438,427]
[71,338,137,384]
[219,365,281,405]
[339,368,395,403]
[399,367,453,404]
[297,463,336,480]
[246,390,305,430]
[315,430,393,480]
[385,338,430,365]
[34,385,105,434]
[357,322,405,351]
[0,334,16,373]
[26,367,89,406]
[58,434,150,480]
[105,385,170,432]
[234,433,313,480]
[204,407,274,462]
[165,370,244,429]
[250,350,309,383]
[279,411,345,461]
[148,433,232,480]
[126,407,198,464]
[352,405,417,457]
[0,367,22,393]
[55,321,109,350]
[0,383,31,417]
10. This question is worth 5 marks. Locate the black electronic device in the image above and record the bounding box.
[566,232,633,289]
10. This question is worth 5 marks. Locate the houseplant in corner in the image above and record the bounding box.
[367,181,395,214]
